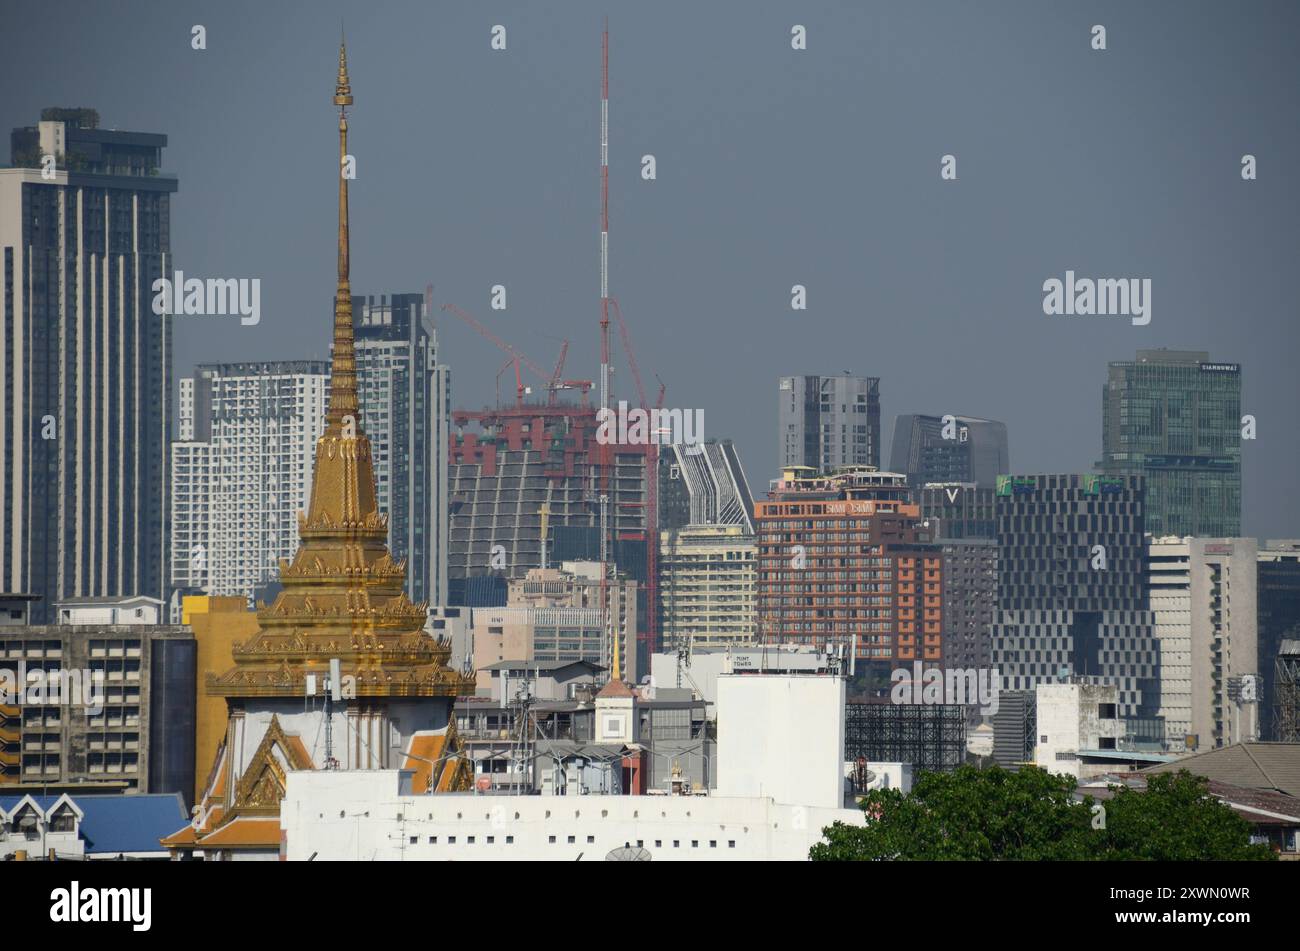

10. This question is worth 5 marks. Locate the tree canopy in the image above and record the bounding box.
[810,766,1276,861]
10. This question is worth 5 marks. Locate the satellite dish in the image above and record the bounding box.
[605,844,652,862]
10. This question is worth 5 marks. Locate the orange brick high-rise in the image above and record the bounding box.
[755,467,943,675]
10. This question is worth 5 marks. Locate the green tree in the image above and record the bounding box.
[810,766,1276,861]
[811,765,1095,861]
[1097,771,1275,861]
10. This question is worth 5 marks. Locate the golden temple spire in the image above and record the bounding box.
[202,38,474,719]
[611,622,622,682]
[328,35,358,431]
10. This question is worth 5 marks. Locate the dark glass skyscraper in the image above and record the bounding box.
[353,293,450,606]
[890,414,1009,488]
[1099,350,1241,538]
[2,110,177,621]
[990,474,1160,724]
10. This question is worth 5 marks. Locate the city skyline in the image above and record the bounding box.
[4,1,1300,885]
[3,1,1297,539]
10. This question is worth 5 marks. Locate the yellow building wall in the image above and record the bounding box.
[182,595,260,803]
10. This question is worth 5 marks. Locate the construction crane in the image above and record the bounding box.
[550,340,569,395]
[441,302,590,406]
[495,355,525,409]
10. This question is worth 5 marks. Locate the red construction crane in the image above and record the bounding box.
[441,302,590,406]
[549,340,569,395]
[495,356,522,409]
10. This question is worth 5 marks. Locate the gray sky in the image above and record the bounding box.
[3,0,1298,536]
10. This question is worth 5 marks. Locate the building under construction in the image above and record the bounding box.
[445,26,667,668]
[447,404,648,588]
[844,700,967,774]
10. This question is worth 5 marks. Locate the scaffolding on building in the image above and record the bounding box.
[1274,640,1300,743]
[844,701,967,774]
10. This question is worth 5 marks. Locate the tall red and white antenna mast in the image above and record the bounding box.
[597,21,614,677]
[599,19,611,430]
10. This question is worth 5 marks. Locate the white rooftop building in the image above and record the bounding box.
[280,671,864,861]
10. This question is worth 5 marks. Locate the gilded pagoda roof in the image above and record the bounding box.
[207,37,472,701]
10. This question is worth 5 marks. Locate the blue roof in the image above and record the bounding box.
[0,794,64,812]
[0,793,187,855]
[77,794,188,855]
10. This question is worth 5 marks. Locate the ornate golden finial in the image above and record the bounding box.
[328,36,358,430]
[334,33,352,108]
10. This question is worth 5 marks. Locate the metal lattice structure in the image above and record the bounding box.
[844,701,967,774]
[1274,640,1300,742]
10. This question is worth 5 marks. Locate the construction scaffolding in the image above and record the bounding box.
[1274,640,1300,742]
[844,701,967,774]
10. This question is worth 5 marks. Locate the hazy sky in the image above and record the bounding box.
[3,1,1298,536]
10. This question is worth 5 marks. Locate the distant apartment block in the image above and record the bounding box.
[938,538,997,676]
[890,414,1009,488]
[1148,537,1259,752]
[779,374,881,472]
[353,293,451,605]
[169,362,329,601]
[0,601,194,799]
[2,109,178,621]
[470,561,639,685]
[755,466,941,670]
[658,439,755,533]
[658,524,757,651]
[1099,350,1241,537]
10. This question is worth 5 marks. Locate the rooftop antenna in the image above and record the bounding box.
[324,657,342,769]
[597,19,616,685]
